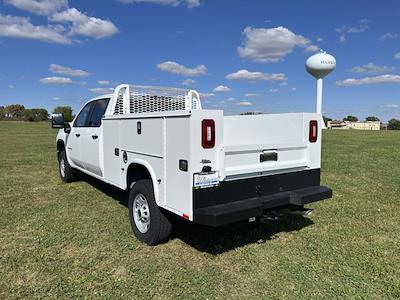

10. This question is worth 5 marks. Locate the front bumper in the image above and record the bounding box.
[193,169,332,227]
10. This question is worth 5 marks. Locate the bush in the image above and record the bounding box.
[24,109,49,122]
[388,119,400,130]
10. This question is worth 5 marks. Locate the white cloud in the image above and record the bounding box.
[98,80,110,85]
[244,93,258,97]
[118,0,200,8]
[305,45,319,53]
[1,1,118,44]
[50,8,118,39]
[157,61,207,76]
[5,0,68,16]
[336,21,369,42]
[199,92,214,98]
[291,87,297,92]
[50,64,90,77]
[226,69,286,82]
[381,104,398,108]
[213,85,231,92]
[53,96,60,100]
[238,26,316,63]
[0,14,71,44]
[269,88,279,93]
[336,74,400,86]
[182,78,195,86]
[380,33,398,41]
[237,101,252,106]
[39,76,73,84]
[394,52,400,60]
[279,81,287,86]
[349,63,395,75]
[185,0,200,8]
[89,87,114,94]
[8,84,15,89]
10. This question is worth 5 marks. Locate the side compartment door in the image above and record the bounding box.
[81,98,110,177]
[66,101,94,168]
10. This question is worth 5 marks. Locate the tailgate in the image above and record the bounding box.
[222,113,319,179]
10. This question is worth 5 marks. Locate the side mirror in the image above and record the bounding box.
[64,123,71,134]
[51,113,65,128]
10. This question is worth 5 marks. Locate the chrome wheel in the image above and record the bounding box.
[133,193,150,233]
[60,157,66,178]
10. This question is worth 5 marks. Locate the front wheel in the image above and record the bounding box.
[58,150,75,183]
[128,179,172,245]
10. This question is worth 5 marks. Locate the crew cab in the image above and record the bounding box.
[52,84,332,245]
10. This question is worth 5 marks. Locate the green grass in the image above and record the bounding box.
[0,121,399,299]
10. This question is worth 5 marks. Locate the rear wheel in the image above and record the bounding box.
[128,179,172,245]
[58,150,75,183]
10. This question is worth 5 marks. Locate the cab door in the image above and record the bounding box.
[66,101,94,168]
[80,98,110,177]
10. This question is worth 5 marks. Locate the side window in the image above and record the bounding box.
[74,102,94,127]
[89,98,110,127]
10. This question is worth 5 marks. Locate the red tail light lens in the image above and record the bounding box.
[202,119,215,148]
[309,120,318,143]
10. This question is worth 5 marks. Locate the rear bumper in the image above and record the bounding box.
[193,169,332,227]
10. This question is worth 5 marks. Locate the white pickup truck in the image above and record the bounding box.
[52,84,332,245]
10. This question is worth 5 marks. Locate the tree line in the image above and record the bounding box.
[0,104,74,122]
[323,115,400,130]
[2,104,400,130]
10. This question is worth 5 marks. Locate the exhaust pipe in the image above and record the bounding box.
[259,207,314,223]
[285,207,314,217]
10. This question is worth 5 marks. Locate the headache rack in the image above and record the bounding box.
[108,84,202,115]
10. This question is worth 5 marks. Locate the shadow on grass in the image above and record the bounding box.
[171,216,313,255]
[79,173,314,255]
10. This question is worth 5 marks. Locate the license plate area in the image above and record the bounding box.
[260,150,278,163]
[194,172,219,189]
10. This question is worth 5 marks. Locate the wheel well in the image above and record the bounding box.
[127,163,152,190]
[57,140,65,154]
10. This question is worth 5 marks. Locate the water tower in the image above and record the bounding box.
[305,50,336,114]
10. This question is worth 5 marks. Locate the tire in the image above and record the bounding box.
[128,179,172,245]
[58,150,75,183]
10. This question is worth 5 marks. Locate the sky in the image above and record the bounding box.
[1,0,400,121]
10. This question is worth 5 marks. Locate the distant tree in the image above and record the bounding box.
[53,106,73,122]
[388,119,400,130]
[4,104,25,119]
[343,115,358,122]
[24,108,49,122]
[0,106,4,120]
[365,116,380,122]
[323,116,332,126]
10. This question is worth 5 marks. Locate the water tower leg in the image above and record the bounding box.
[316,78,323,114]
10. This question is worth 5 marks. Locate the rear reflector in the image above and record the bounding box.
[202,119,215,148]
[309,120,318,143]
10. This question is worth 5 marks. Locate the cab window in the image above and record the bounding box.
[74,102,94,127]
[88,98,110,127]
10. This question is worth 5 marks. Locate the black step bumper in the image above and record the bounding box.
[193,169,332,227]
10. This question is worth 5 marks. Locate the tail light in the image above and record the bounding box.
[309,120,318,143]
[202,119,215,148]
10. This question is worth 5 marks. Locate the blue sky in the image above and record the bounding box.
[1,0,400,121]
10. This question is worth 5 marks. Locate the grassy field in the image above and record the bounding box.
[0,121,399,299]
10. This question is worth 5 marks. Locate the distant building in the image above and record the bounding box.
[327,121,380,130]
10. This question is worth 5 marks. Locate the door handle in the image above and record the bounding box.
[75,133,80,137]
[92,135,98,140]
